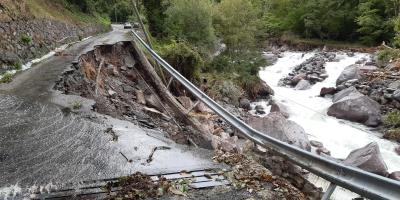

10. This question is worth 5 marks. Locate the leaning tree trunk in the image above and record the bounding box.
[130,41,213,148]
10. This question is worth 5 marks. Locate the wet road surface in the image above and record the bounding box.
[0,25,221,195]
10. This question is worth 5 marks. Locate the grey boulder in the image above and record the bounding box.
[248,112,311,151]
[239,98,251,110]
[295,79,311,90]
[389,171,400,181]
[336,64,362,86]
[328,87,382,127]
[270,100,290,118]
[342,142,388,176]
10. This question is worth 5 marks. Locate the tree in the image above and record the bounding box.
[356,0,394,45]
[213,0,260,51]
[164,0,216,49]
[143,0,168,37]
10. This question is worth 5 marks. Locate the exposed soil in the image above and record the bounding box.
[54,41,321,199]
[55,42,194,145]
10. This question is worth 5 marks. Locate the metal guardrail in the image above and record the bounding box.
[131,30,400,200]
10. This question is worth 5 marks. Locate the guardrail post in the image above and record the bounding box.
[322,183,337,200]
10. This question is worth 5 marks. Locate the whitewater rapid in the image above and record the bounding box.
[258,51,400,173]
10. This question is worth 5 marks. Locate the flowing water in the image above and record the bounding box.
[257,51,400,199]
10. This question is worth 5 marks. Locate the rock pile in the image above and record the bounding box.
[333,62,400,113]
[279,52,337,89]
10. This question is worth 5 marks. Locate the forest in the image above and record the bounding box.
[62,0,400,99]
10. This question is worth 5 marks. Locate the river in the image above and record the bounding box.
[256,51,400,199]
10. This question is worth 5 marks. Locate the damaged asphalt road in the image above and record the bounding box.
[0,25,224,195]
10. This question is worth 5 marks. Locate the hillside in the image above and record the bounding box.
[0,0,110,24]
[0,0,110,73]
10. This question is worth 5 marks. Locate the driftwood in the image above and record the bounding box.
[146,146,171,163]
[130,41,213,148]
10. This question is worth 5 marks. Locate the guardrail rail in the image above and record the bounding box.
[131,30,400,200]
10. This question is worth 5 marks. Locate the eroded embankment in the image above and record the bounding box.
[54,41,323,199]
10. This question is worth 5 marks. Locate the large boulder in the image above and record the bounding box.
[342,142,388,176]
[389,171,400,181]
[295,79,311,90]
[320,87,337,97]
[258,82,275,97]
[248,112,311,151]
[332,86,363,103]
[396,146,400,156]
[328,87,382,127]
[239,98,251,110]
[270,100,290,118]
[336,64,362,86]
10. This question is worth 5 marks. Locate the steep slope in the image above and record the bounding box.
[0,0,110,73]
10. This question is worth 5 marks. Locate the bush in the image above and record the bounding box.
[384,111,400,127]
[213,0,260,50]
[72,101,82,110]
[207,51,268,99]
[0,73,14,83]
[214,80,244,105]
[384,128,400,142]
[209,51,266,76]
[164,0,216,49]
[13,62,22,70]
[20,34,32,44]
[156,40,204,82]
[377,49,400,66]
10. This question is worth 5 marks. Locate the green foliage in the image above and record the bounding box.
[13,62,22,70]
[20,34,32,44]
[376,48,400,66]
[109,1,133,23]
[214,80,244,105]
[213,0,260,50]
[62,0,134,23]
[393,16,400,47]
[164,0,216,49]
[356,0,394,45]
[208,51,267,98]
[261,0,399,45]
[384,128,400,141]
[0,73,14,84]
[156,40,204,81]
[209,51,266,75]
[384,111,400,127]
[143,0,168,37]
[72,101,82,110]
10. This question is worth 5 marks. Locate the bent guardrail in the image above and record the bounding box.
[131,30,400,200]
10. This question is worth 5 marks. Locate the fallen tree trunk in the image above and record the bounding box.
[130,41,213,148]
